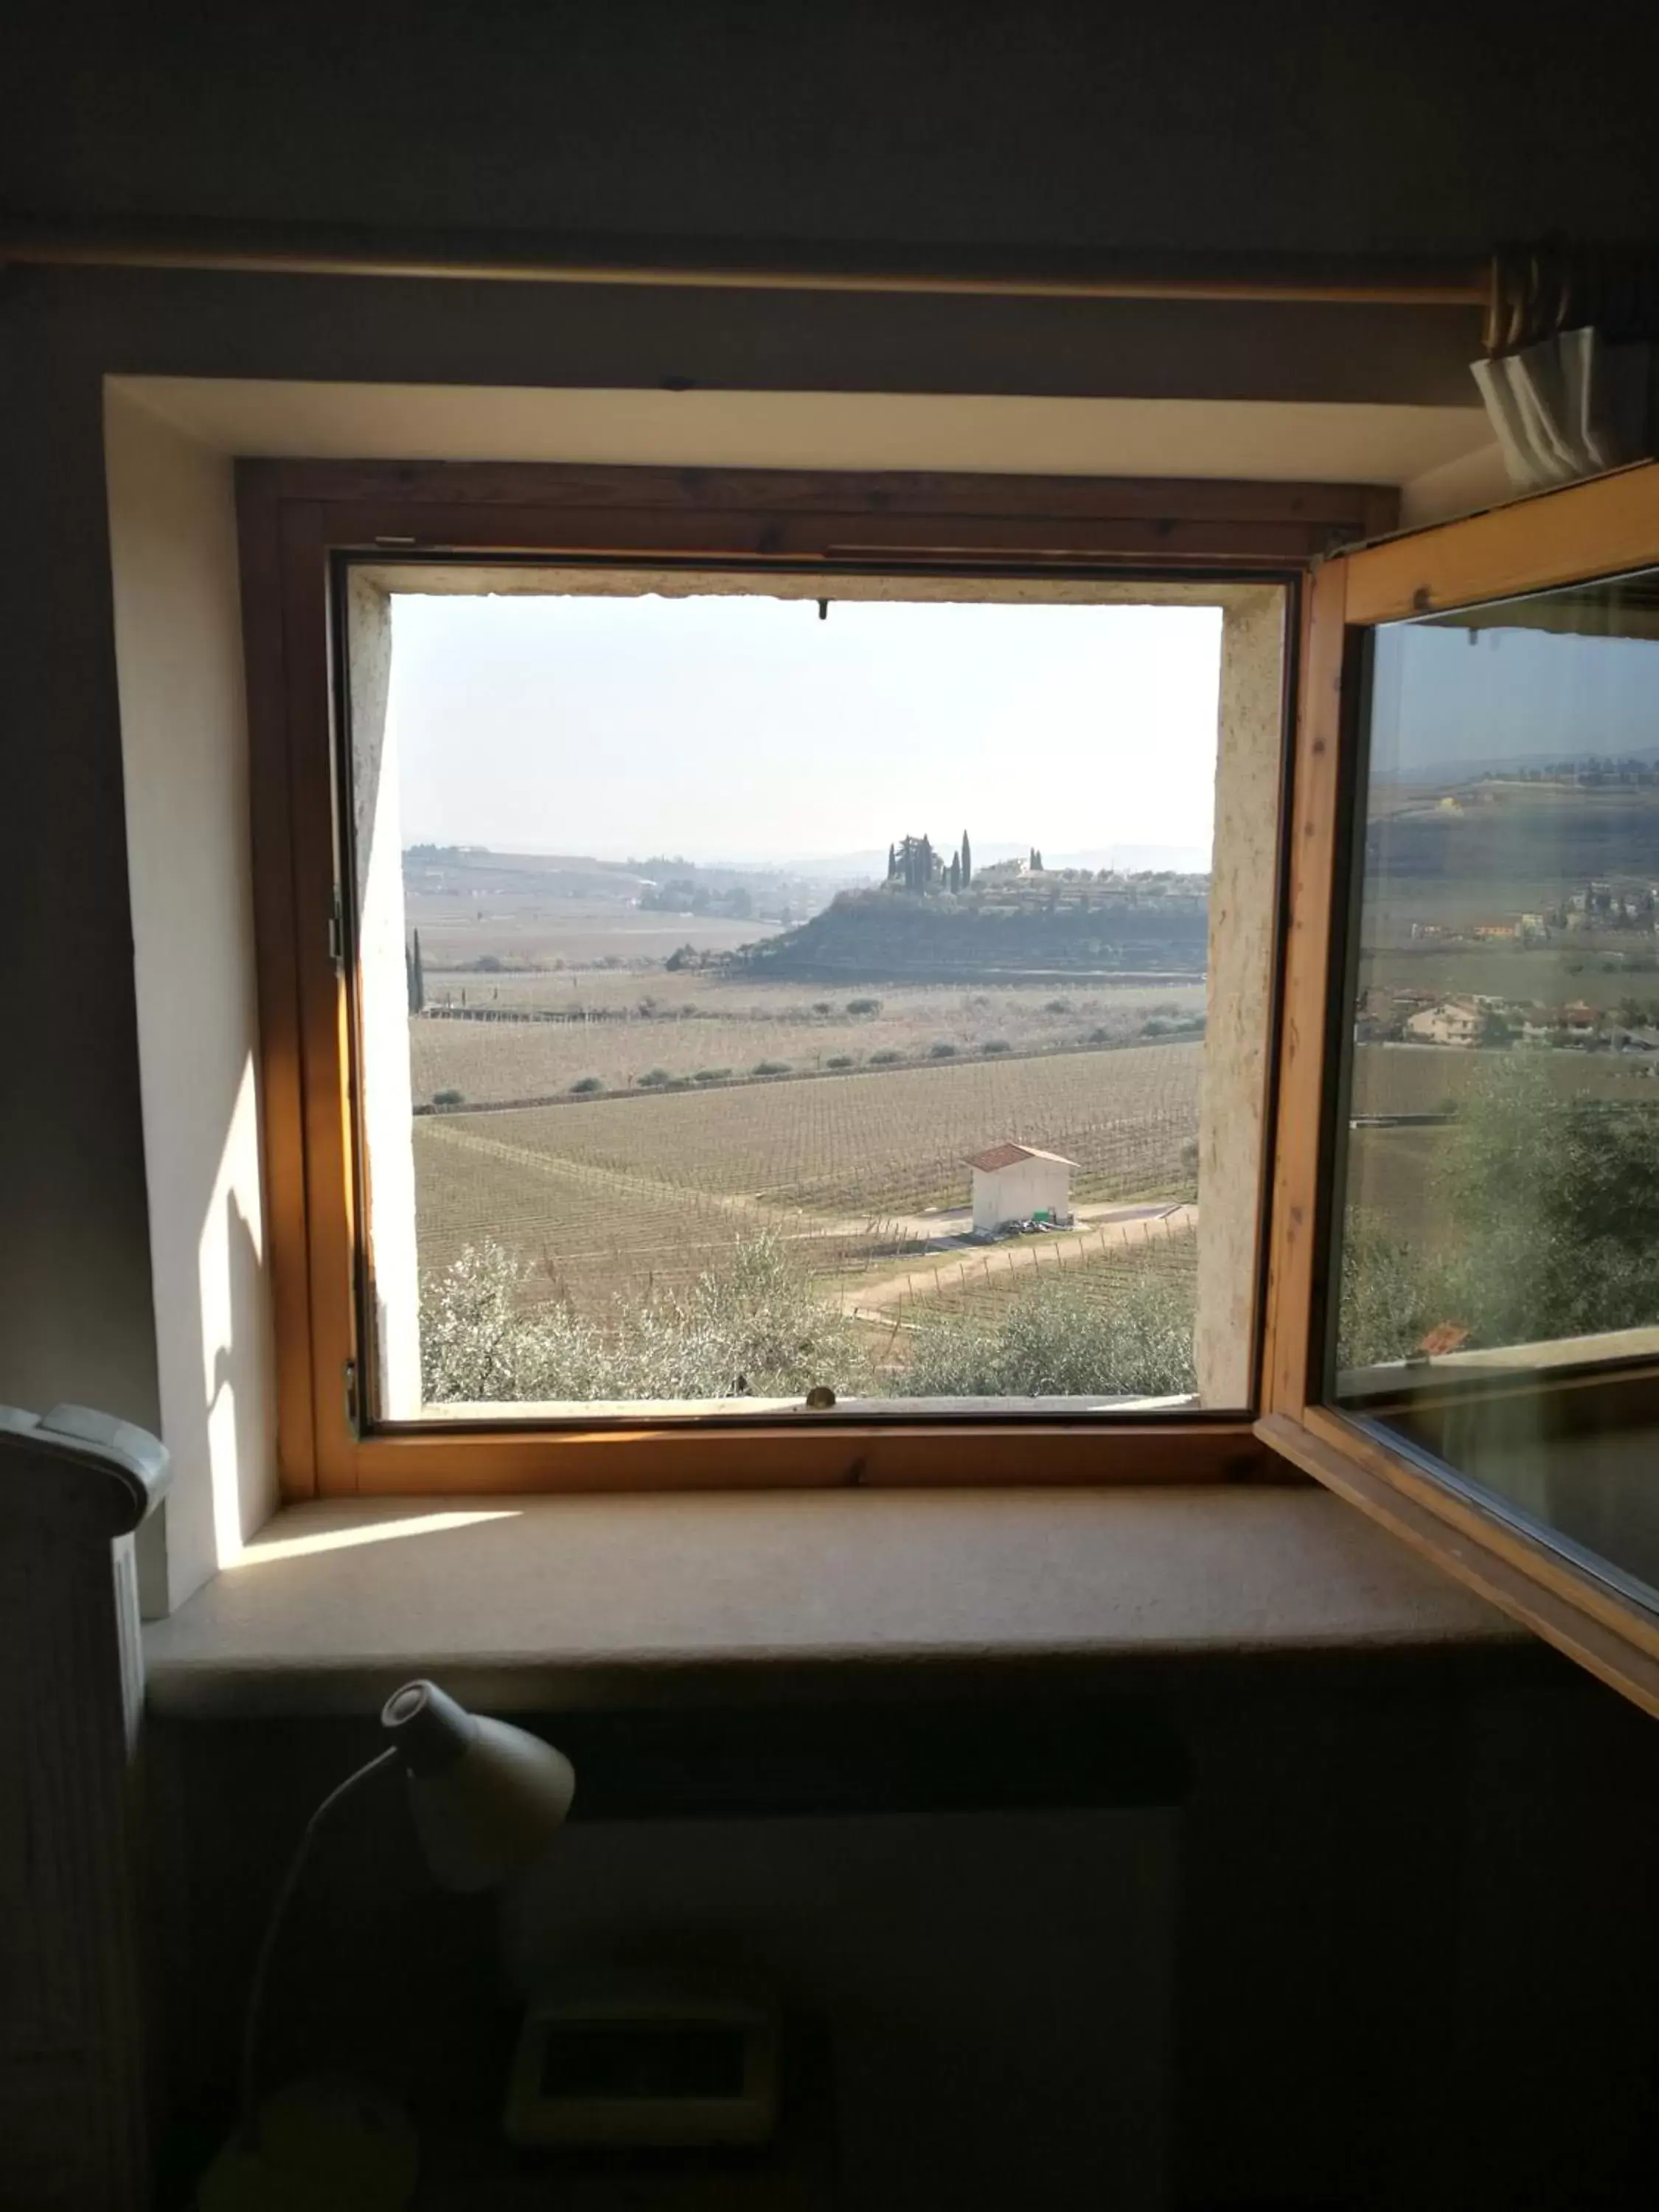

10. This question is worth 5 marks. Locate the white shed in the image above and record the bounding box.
[964,1142,1077,1232]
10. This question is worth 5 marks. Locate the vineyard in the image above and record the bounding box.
[408,976,1206,1105]
[411,1040,1203,1310]
[1349,1040,1656,1117]
[849,1211,1198,1326]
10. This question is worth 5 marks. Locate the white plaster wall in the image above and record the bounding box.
[346,578,422,1418]
[116,377,1492,491]
[1194,588,1286,1411]
[104,389,276,1610]
[972,1156,1070,1231]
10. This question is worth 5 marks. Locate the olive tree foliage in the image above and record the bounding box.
[1335,1057,1659,1369]
[421,1234,1200,1405]
[1335,1212,1464,1371]
[894,1269,1196,1399]
[420,1233,874,1404]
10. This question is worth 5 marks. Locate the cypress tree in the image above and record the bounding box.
[887,841,897,881]
[407,928,425,1013]
[961,830,972,887]
[949,852,961,894]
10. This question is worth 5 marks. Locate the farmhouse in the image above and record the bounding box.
[1404,998,1483,1047]
[964,1141,1078,1231]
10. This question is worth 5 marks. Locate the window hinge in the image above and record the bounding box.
[328,886,345,973]
[343,1358,359,1432]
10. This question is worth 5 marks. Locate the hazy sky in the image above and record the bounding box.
[1372,616,1659,776]
[388,593,1223,866]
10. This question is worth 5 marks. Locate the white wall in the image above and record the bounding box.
[345,577,422,1419]
[104,389,277,1611]
[505,1806,1175,2212]
[1194,588,1286,1409]
[972,1156,1071,1231]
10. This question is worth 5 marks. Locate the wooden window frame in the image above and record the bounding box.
[237,458,1394,1500]
[1259,461,1659,1716]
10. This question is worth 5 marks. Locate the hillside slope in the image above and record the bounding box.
[742,884,1208,980]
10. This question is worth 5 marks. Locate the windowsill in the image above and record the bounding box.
[406,1392,1197,1422]
[142,1484,1527,1718]
[1338,1322,1659,1404]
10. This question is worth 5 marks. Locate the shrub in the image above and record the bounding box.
[928,1041,959,1059]
[811,1000,835,1015]
[1335,1060,1659,1368]
[826,1054,855,1069]
[1141,1013,1212,1040]
[1336,1211,1461,1371]
[1043,998,1073,1014]
[869,1048,902,1065]
[568,1075,603,1095]
[431,1088,465,1107]
[638,1066,672,1087]
[1435,1057,1659,1344]
[895,1272,1196,1400]
[846,997,882,1016]
[752,1059,791,1077]
[420,1234,872,1405]
[1086,1026,1113,1045]
[981,1039,1012,1054]
[692,1066,731,1082]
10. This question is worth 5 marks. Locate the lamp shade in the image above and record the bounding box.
[380,1680,575,1893]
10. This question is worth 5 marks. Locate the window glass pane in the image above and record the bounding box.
[1332,568,1659,1601]
[348,572,1279,1424]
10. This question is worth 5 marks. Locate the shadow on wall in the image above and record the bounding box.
[206,1177,275,1567]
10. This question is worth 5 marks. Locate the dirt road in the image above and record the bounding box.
[842,1202,1197,1318]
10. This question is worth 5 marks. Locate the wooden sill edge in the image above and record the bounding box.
[1256,1413,1659,1718]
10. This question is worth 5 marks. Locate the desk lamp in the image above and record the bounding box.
[198,1680,575,2211]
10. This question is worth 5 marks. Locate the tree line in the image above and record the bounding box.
[886,830,974,894]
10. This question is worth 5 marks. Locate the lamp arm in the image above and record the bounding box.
[238,1745,400,2148]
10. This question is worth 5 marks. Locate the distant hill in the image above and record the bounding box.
[741,880,1209,981]
[404,846,652,902]
[403,844,837,922]
[1363,782,1659,908]
[769,840,1211,879]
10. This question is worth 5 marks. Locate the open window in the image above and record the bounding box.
[1263,462,1659,1715]
[240,462,1392,1495]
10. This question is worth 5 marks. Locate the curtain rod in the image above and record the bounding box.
[0,219,1490,308]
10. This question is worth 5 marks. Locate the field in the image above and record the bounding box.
[408,975,1206,1107]
[412,897,765,972]
[860,1212,1199,1327]
[412,1040,1203,1310]
[398,848,1213,1394]
[1359,941,1659,1012]
[1349,1040,1656,1119]
[1344,1040,1659,1259]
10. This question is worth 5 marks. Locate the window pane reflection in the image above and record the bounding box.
[1331,569,1659,1602]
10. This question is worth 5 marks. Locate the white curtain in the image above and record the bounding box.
[1472,326,1653,490]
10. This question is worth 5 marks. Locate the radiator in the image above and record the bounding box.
[0,1406,169,2212]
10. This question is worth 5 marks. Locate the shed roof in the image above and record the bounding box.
[964,1142,1079,1173]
